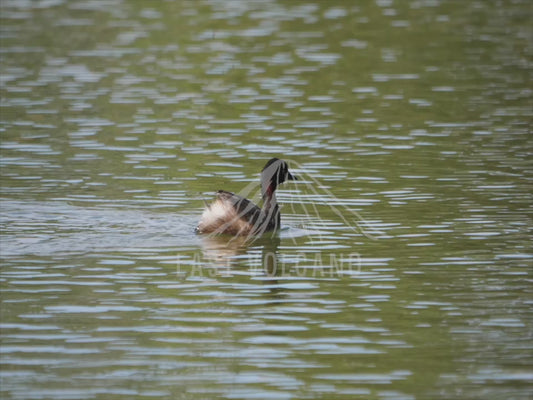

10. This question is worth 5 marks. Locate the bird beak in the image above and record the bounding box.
[287,172,298,181]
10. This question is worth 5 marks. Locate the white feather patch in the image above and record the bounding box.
[197,198,253,235]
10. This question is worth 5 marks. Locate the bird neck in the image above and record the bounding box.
[262,184,277,210]
[262,189,280,231]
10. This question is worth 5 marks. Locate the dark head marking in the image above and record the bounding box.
[261,158,297,197]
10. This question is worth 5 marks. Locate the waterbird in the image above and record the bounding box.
[196,158,297,236]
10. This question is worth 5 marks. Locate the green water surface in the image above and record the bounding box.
[1,1,532,399]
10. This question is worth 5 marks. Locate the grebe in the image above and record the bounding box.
[196,158,297,236]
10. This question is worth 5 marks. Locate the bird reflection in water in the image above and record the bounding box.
[199,234,282,279]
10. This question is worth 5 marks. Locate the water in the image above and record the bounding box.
[1,1,532,399]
